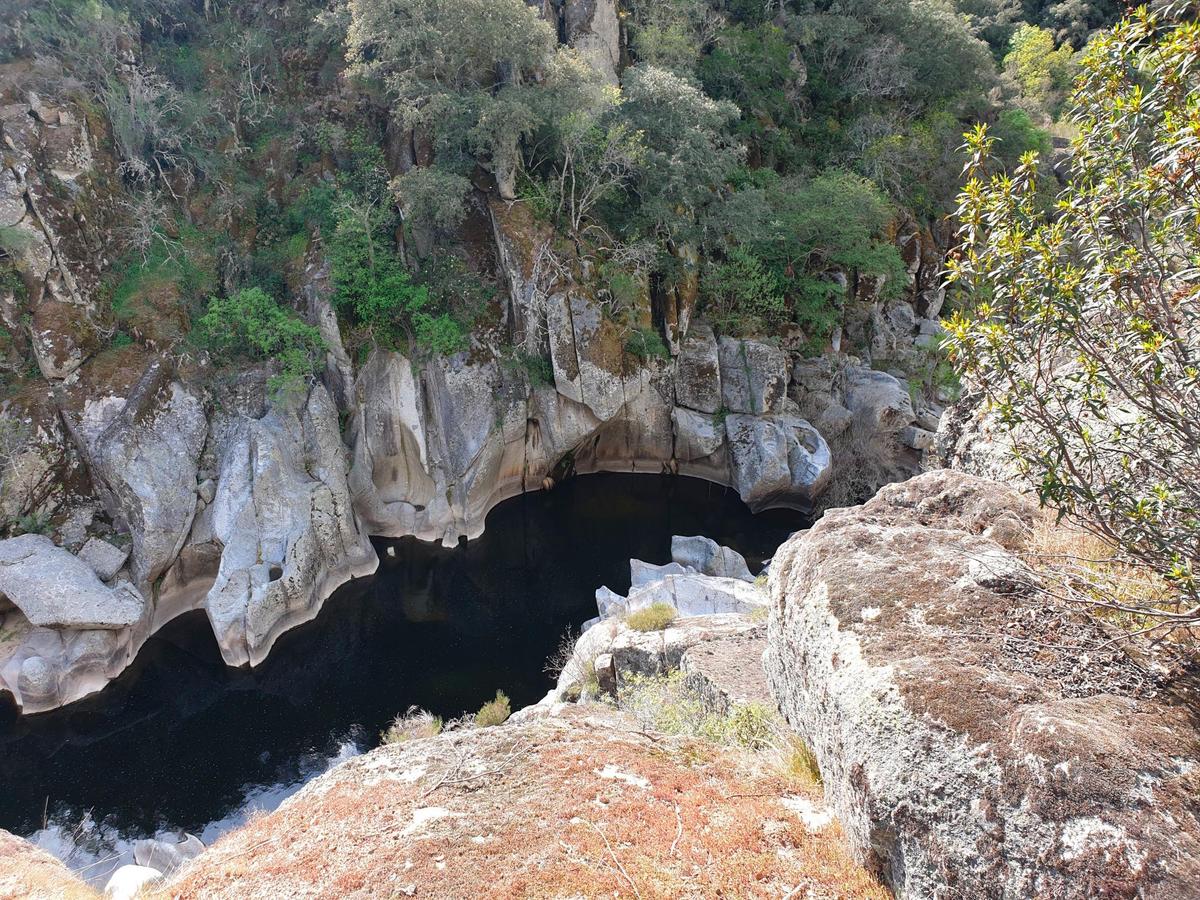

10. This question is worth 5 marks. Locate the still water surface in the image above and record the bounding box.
[0,474,804,881]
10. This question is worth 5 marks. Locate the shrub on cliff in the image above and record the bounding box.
[474,690,511,728]
[945,2,1200,635]
[381,707,443,744]
[195,287,325,394]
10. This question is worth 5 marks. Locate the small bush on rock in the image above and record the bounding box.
[625,602,677,632]
[381,707,443,744]
[619,670,773,750]
[474,690,511,728]
[783,735,822,787]
[194,287,325,394]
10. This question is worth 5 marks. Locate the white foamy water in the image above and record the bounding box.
[27,734,363,887]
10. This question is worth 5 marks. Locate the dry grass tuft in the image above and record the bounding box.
[381,706,443,744]
[1022,518,1196,650]
[625,602,677,632]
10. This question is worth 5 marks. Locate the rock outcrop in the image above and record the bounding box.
[0,828,95,900]
[202,384,377,668]
[149,703,882,899]
[556,541,768,700]
[0,38,941,717]
[0,534,142,629]
[764,469,1200,898]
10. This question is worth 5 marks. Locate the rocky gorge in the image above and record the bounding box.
[0,57,946,714]
[3,0,1198,896]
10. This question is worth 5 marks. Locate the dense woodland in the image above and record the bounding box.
[0,0,1114,382]
[4,0,1200,635]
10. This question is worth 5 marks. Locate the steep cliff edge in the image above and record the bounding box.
[765,470,1200,898]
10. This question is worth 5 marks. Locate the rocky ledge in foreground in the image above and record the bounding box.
[0,701,884,900]
[766,469,1200,898]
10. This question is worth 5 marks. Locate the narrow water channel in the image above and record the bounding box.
[0,473,804,881]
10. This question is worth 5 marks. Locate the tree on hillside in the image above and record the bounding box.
[944,2,1200,633]
[1003,23,1075,113]
[346,0,556,196]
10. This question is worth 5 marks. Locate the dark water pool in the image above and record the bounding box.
[0,473,803,879]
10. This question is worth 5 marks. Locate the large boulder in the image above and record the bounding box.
[765,469,1200,898]
[547,291,641,422]
[718,337,788,415]
[671,534,755,582]
[596,572,766,621]
[0,534,143,629]
[842,367,914,435]
[89,360,208,586]
[725,413,831,511]
[675,323,722,414]
[557,612,762,700]
[205,385,377,667]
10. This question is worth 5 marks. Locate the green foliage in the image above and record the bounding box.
[195,287,326,394]
[702,247,786,336]
[392,167,470,237]
[0,226,33,254]
[625,602,678,632]
[945,4,1200,632]
[619,65,743,241]
[618,670,775,750]
[699,23,803,169]
[13,512,51,537]
[703,170,902,340]
[109,222,219,321]
[1004,23,1075,112]
[502,349,554,387]
[0,262,25,303]
[474,689,511,727]
[624,325,671,362]
[624,0,714,73]
[328,199,467,357]
[347,0,555,184]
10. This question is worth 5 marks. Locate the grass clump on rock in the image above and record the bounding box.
[625,602,677,632]
[381,707,443,744]
[474,690,511,727]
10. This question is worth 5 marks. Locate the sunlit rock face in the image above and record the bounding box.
[765,470,1200,898]
[0,32,938,717]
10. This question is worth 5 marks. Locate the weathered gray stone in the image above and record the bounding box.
[0,534,144,629]
[897,425,936,451]
[597,571,766,621]
[718,337,788,415]
[765,470,1200,898]
[842,367,915,442]
[77,537,128,581]
[205,385,377,668]
[725,414,831,510]
[630,559,690,587]
[671,534,754,582]
[557,613,761,700]
[675,324,721,414]
[90,361,208,586]
[562,0,620,83]
[671,407,724,461]
[104,865,163,900]
[133,834,204,875]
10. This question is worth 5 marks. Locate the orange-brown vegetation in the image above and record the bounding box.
[159,705,888,899]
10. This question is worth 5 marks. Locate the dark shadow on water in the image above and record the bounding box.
[0,473,804,847]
